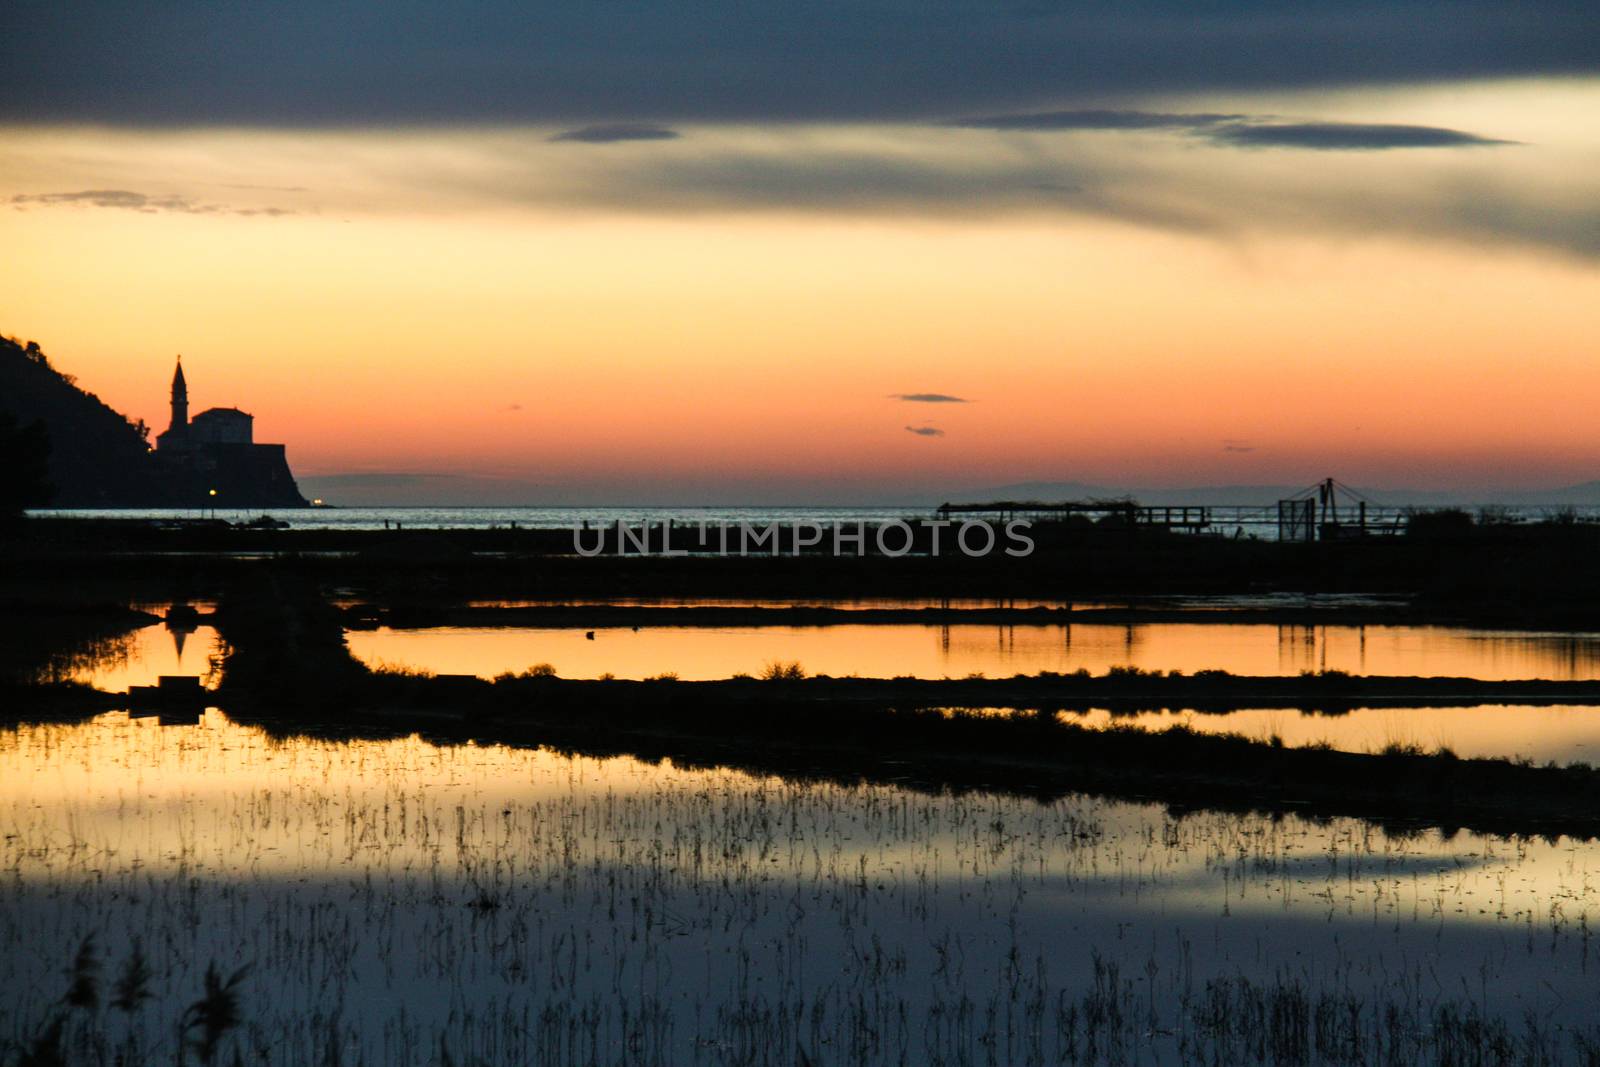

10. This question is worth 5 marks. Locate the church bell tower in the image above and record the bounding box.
[170,356,188,432]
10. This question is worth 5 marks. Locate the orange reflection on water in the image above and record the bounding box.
[64,624,222,692]
[345,623,1600,682]
[462,597,1106,610]
[0,711,718,875]
[1065,704,1600,764]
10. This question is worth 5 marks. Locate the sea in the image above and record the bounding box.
[29,502,1599,535]
[27,505,933,532]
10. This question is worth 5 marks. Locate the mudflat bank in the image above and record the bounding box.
[10,513,1600,626]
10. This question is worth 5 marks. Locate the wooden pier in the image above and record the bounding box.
[937,479,1409,542]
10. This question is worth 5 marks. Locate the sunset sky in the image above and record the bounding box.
[3,3,1598,504]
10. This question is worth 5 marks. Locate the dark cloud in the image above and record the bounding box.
[1205,121,1514,149]
[1,3,1596,125]
[7,123,1584,263]
[10,189,291,216]
[951,109,1243,131]
[892,393,970,403]
[549,123,682,144]
[954,110,1511,150]
[12,189,199,211]
[1222,440,1257,453]
[442,140,1600,260]
[905,425,946,437]
[554,150,1144,221]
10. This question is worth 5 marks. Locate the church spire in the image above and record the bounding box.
[170,355,188,432]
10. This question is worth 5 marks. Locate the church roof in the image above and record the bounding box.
[193,406,253,420]
[172,358,186,392]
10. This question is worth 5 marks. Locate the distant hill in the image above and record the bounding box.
[951,480,1315,506]
[945,480,1124,503]
[1498,481,1600,506]
[952,479,1600,509]
[0,334,169,506]
[0,334,309,508]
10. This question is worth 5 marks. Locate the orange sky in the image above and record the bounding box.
[4,79,1599,502]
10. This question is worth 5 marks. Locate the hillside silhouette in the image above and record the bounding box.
[0,335,168,506]
[0,335,307,508]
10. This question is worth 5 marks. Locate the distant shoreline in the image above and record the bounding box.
[29,500,1600,532]
[10,511,1600,628]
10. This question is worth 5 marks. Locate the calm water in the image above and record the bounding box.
[1062,705,1600,764]
[346,621,1600,682]
[32,504,1600,535]
[3,713,1598,1065]
[458,596,1116,610]
[342,623,1600,763]
[60,623,223,692]
[66,619,1600,763]
[31,505,930,531]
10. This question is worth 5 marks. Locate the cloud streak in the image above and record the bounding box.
[954,110,1511,151]
[1206,122,1514,150]
[10,189,291,216]
[549,123,681,144]
[905,425,946,437]
[951,110,1244,132]
[5,110,1594,261]
[892,393,970,403]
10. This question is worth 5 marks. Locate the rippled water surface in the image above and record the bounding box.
[4,713,1600,1064]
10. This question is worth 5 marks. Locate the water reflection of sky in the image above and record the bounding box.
[1059,705,1600,763]
[66,621,1600,763]
[346,622,1600,682]
[4,712,1599,1064]
[63,623,221,692]
[460,596,1110,610]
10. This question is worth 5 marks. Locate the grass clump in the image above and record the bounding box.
[760,660,807,681]
[493,662,559,683]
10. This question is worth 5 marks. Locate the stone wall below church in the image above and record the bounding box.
[151,443,309,507]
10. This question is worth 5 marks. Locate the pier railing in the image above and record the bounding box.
[934,498,1410,541]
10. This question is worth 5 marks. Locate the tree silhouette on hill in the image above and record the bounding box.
[0,335,165,505]
[0,410,53,521]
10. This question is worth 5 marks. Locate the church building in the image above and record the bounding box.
[153,358,308,507]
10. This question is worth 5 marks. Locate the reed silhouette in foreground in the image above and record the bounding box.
[8,929,1599,1065]
[7,937,249,1067]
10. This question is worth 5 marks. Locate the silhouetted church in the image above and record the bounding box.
[154,358,307,507]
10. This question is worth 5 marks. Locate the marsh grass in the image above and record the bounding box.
[491,663,559,682]
[6,936,248,1067]
[7,714,1600,1065]
[759,660,806,681]
[180,962,251,1065]
[369,660,437,680]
